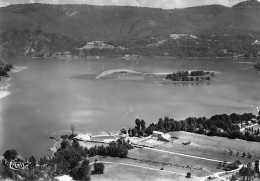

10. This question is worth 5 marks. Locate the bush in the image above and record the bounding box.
[186,172,191,178]
[93,162,105,174]
[3,150,18,162]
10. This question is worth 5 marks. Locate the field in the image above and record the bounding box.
[163,131,260,164]
[79,141,108,149]
[85,131,260,180]
[90,156,201,181]
[127,148,215,177]
[91,163,199,181]
[251,124,260,130]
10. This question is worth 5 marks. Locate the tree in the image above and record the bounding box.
[239,166,247,181]
[230,174,236,181]
[28,156,37,169]
[72,140,80,149]
[93,161,105,174]
[131,128,137,137]
[135,118,141,130]
[254,160,259,173]
[3,150,18,162]
[186,172,191,178]
[140,119,146,130]
[120,128,127,134]
[71,159,91,180]
[61,139,70,149]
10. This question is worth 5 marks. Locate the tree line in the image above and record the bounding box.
[128,112,260,142]
[165,70,213,81]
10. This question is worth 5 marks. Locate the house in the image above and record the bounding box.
[217,128,224,133]
[119,134,131,144]
[152,131,171,141]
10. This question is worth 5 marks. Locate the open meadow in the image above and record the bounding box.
[159,132,260,164]
[90,157,201,181]
[82,131,260,179]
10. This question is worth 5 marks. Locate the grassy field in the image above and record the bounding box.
[161,132,260,164]
[91,161,200,181]
[127,148,216,177]
[251,124,260,130]
[84,131,260,179]
[79,141,108,149]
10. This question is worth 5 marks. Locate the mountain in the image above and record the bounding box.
[233,0,260,8]
[0,2,260,57]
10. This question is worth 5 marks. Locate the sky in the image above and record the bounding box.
[0,0,258,9]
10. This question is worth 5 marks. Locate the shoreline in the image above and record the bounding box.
[3,54,260,59]
[11,66,28,73]
[0,66,28,100]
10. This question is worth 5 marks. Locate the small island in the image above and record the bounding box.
[253,63,260,71]
[96,69,217,84]
[165,70,215,82]
[96,69,143,80]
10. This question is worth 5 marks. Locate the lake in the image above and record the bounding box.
[0,56,259,158]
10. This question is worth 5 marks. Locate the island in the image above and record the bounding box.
[165,70,215,82]
[96,69,216,84]
[96,69,143,80]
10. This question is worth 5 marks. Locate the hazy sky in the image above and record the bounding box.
[0,0,256,9]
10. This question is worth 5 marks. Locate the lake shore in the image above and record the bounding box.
[0,66,28,100]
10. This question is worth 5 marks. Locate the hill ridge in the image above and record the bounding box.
[0,3,260,57]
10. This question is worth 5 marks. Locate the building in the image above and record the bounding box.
[119,134,131,144]
[74,134,91,141]
[152,131,171,141]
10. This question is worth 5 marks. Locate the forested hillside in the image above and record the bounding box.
[1,0,260,57]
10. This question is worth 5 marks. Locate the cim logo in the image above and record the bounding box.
[9,160,31,170]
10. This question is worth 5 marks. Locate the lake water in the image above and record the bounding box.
[0,56,259,158]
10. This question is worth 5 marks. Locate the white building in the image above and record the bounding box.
[152,131,171,141]
[74,134,91,141]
